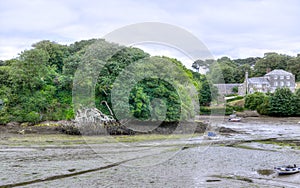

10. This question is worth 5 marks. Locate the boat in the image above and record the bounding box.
[204,132,219,140]
[228,117,241,122]
[228,113,241,122]
[274,165,300,175]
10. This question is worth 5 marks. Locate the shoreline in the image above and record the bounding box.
[1,116,299,136]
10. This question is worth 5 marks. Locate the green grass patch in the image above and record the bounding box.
[114,134,197,143]
[258,140,300,149]
[200,106,233,115]
[1,133,199,146]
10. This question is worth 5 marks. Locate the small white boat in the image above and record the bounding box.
[228,117,241,122]
[274,165,300,175]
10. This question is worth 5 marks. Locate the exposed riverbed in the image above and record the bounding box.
[1,116,300,187]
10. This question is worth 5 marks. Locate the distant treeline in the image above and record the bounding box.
[193,53,300,83]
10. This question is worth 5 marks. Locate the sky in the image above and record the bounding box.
[1,0,300,68]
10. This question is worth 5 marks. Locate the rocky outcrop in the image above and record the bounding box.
[236,110,260,117]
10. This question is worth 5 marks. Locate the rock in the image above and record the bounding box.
[20,122,30,127]
[206,179,221,182]
[236,110,260,117]
[6,122,20,126]
[218,127,237,133]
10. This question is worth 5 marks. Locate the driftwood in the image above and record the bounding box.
[75,107,115,125]
[70,107,136,135]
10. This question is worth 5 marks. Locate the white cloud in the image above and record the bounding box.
[0,0,77,32]
[1,0,300,60]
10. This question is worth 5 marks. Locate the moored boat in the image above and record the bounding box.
[228,117,241,122]
[274,165,300,175]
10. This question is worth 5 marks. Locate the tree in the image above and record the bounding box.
[33,40,69,73]
[287,56,300,81]
[244,92,267,110]
[254,53,291,76]
[10,49,49,91]
[268,88,295,116]
[293,89,300,116]
[197,76,218,106]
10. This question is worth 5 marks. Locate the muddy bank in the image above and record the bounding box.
[0,120,209,136]
[1,117,300,187]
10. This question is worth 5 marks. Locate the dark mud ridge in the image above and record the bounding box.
[63,120,208,135]
[1,120,208,136]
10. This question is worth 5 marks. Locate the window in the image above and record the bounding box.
[274,75,278,79]
[286,75,290,79]
[280,81,284,86]
[274,82,278,86]
[280,75,284,79]
[287,81,291,86]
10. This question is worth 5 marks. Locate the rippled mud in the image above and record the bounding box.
[1,116,300,188]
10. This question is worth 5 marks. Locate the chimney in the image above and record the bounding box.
[266,68,271,74]
[245,71,248,95]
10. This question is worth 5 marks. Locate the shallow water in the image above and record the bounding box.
[1,117,300,187]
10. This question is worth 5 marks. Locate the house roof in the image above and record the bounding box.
[248,77,269,84]
[265,69,292,76]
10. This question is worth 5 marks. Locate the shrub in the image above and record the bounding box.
[25,111,40,123]
[244,92,266,110]
[268,88,294,116]
[200,106,233,115]
[65,108,75,120]
[257,98,270,115]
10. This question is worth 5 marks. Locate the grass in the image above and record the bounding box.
[227,99,245,107]
[258,140,300,150]
[0,133,199,146]
[114,134,197,143]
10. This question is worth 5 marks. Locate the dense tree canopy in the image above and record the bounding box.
[2,39,299,124]
[245,88,300,117]
[0,39,217,124]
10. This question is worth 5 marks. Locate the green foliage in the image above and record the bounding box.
[200,106,233,115]
[294,89,300,116]
[231,105,244,112]
[3,38,300,125]
[256,96,270,115]
[287,57,300,81]
[254,53,292,77]
[268,88,295,116]
[25,111,40,123]
[206,56,252,84]
[192,72,218,106]
[244,92,267,110]
[232,86,239,93]
[33,40,69,73]
[248,88,300,116]
[129,78,181,121]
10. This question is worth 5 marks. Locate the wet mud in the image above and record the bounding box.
[1,116,300,187]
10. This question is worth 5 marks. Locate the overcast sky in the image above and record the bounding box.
[1,0,300,66]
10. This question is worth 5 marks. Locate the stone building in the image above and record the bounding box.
[240,69,296,95]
